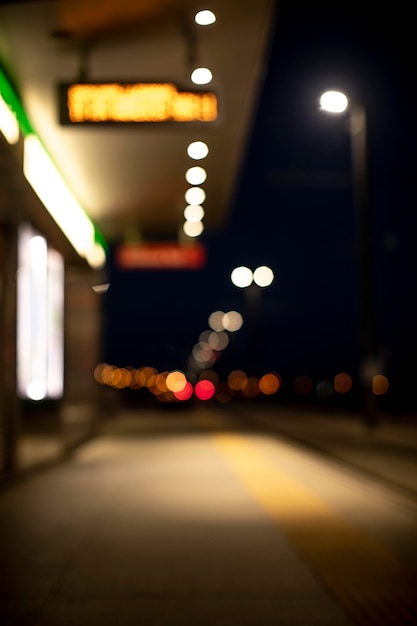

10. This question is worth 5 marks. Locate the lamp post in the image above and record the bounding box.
[320,90,378,425]
[230,265,274,375]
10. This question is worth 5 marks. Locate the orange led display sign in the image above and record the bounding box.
[59,82,217,124]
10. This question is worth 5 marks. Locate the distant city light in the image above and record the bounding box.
[195,10,216,25]
[208,310,226,331]
[187,141,209,159]
[231,266,253,288]
[191,68,213,85]
[253,265,274,287]
[259,373,281,395]
[222,310,243,332]
[319,90,348,113]
[195,379,215,400]
[174,381,193,401]
[372,374,389,395]
[334,372,353,393]
[185,166,207,185]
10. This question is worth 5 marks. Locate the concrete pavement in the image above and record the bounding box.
[1,404,416,625]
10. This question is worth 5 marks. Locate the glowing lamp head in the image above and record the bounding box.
[319,90,348,113]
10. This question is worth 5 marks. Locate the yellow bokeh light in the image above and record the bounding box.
[372,374,389,395]
[259,373,281,395]
[228,370,248,391]
[242,377,260,398]
[166,370,187,393]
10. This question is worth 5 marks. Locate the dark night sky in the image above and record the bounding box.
[104,1,416,408]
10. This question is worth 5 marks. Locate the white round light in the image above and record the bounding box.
[185,166,207,185]
[319,90,348,113]
[253,265,274,287]
[223,310,243,332]
[208,311,226,331]
[195,10,216,25]
[231,266,253,288]
[187,141,209,160]
[184,205,205,222]
[185,187,206,205]
[183,220,204,237]
[191,67,213,85]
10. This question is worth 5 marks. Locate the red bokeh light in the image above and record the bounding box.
[174,381,193,401]
[195,379,215,400]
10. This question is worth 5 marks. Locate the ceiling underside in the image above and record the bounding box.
[0,0,276,255]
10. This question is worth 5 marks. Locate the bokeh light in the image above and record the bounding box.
[185,186,206,205]
[187,141,209,159]
[191,67,213,85]
[253,265,274,287]
[242,377,260,398]
[294,375,314,396]
[183,220,204,237]
[185,166,207,185]
[195,379,215,400]
[228,370,248,391]
[222,310,243,332]
[334,372,353,393]
[166,370,187,393]
[195,10,216,25]
[231,266,253,288]
[319,90,349,113]
[208,310,226,331]
[259,373,281,395]
[184,204,205,222]
[316,380,334,400]
[174,381,193,401]
[372,374,389,395]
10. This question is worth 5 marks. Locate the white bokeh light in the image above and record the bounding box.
[191,67,213,85]
[187,141,209,160]
[253,265,274,287]
[185,166,207,185]
[183,220,204,237]
[185,187,206,205]
[195,10,216,25]
[223,310,243,332]
[184,205,205,222]
[319,90,348,113]
[231,266,253,288]
[208,310,226,331]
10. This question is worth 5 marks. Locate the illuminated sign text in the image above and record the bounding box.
[59,82,217,124]
[116,242,206,270]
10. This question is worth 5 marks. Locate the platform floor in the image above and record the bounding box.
[1,405,417,625]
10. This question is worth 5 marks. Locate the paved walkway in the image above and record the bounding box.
[1,405,417,625]
[234,404,417,499]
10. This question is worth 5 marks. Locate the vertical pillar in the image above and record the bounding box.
[0,223,20,474]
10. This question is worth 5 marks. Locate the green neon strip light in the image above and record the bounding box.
[0,66,33,136]
[0,63,108,253]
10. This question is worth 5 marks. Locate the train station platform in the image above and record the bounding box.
[1,404,417,625]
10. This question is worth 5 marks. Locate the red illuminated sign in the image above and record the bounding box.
[116,242,206,270]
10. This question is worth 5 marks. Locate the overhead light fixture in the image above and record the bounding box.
[183,220,204,237]
[0,93,19,144]
[187,141,209,160]
[185,166,207,185]
[1,65,107,268]
[191,67,213,85]
[195,10,216,25]
[185,186,206,205]
[23,135,106,268]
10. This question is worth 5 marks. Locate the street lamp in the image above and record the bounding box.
[320,90,378,424]
[230,266,274,375]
